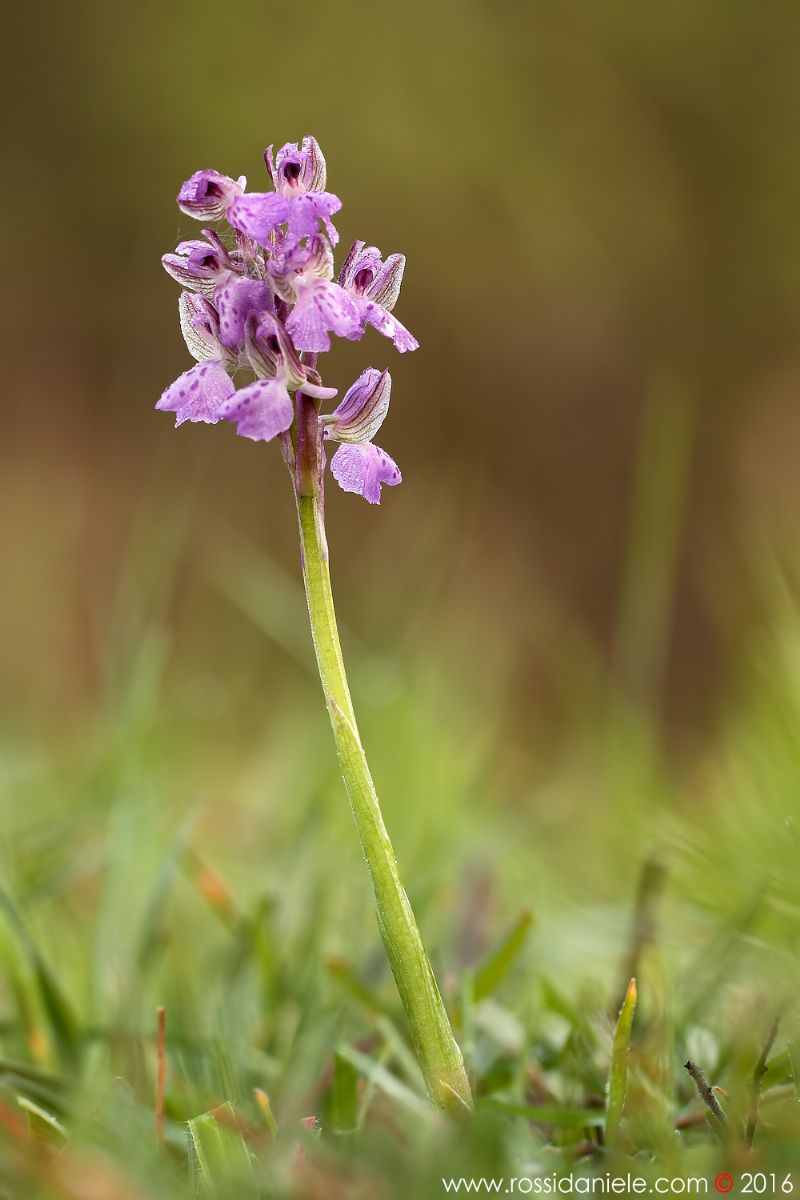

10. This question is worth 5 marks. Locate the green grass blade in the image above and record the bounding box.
[0,886,80,1069]
[605,977,637,1148]
[16,1095,66,1145]
[335,1046,432,1120]
[331,1049,360,1133]
[472,909,533,1002]
[325,954,392,1017]
[483,1098,605,1128]
[187,1102,255,1197]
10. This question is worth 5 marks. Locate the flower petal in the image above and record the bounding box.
[364,253,406,312]
[301,378,338,402]
[218,380,294,442]
[362,301,419,353]
[286,280,361,353]
[325,368,391,444]
[156,360,234,426]
[286,192,342,246]
[330,443,401,505]
[268,236,334,303]
[227,192,290,246]
[245,311,306,388]
[337,240,366,290]
[214,277,272,349]
[177,170,243,221]
[179,292,221,362]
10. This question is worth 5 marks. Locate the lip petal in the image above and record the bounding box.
[330,442,402,504]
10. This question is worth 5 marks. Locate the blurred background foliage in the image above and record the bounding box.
[2,0,800,1191]
[5,0,800,736]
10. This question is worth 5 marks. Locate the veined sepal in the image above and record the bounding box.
[323,368,391,444]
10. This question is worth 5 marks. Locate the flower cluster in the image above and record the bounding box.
[158,136,417,503]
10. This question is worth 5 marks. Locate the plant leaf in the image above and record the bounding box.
[331,1049,360,1133]
[473,909,533,1002]
[335,1046,431,1120]
[0,886,80,1069]
[606,977,637,1148]
[187,1102,255,1197]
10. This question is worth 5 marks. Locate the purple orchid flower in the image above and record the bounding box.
[270,237,361,354]
[156,293,239,426]
[228,136,342,250]
[177,292,238,369]
[219,313,337,444]
[177,169,245,221]
[213,276,273,350]
[323,368,401,504]
[266,136,327,195]
[161,230,237,294]
[338,242,419,353]
[267,136,341,247]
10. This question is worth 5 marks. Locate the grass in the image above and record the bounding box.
[1,486,799,1197]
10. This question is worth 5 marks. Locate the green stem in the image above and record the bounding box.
[292,399,472,1113]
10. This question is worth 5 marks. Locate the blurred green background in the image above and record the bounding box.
[2,1,800,1189]
[5,0,800,737]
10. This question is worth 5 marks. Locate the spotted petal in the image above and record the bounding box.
[330,443,401,505]
[218,380,294,443]
[228,193,290,246]
[286,192,342,246]
[361,301,419,353]
[214,277,272,349]
[156,360,234,426]
[286,280,361,353]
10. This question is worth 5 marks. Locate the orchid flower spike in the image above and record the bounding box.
[158,134,416,502]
